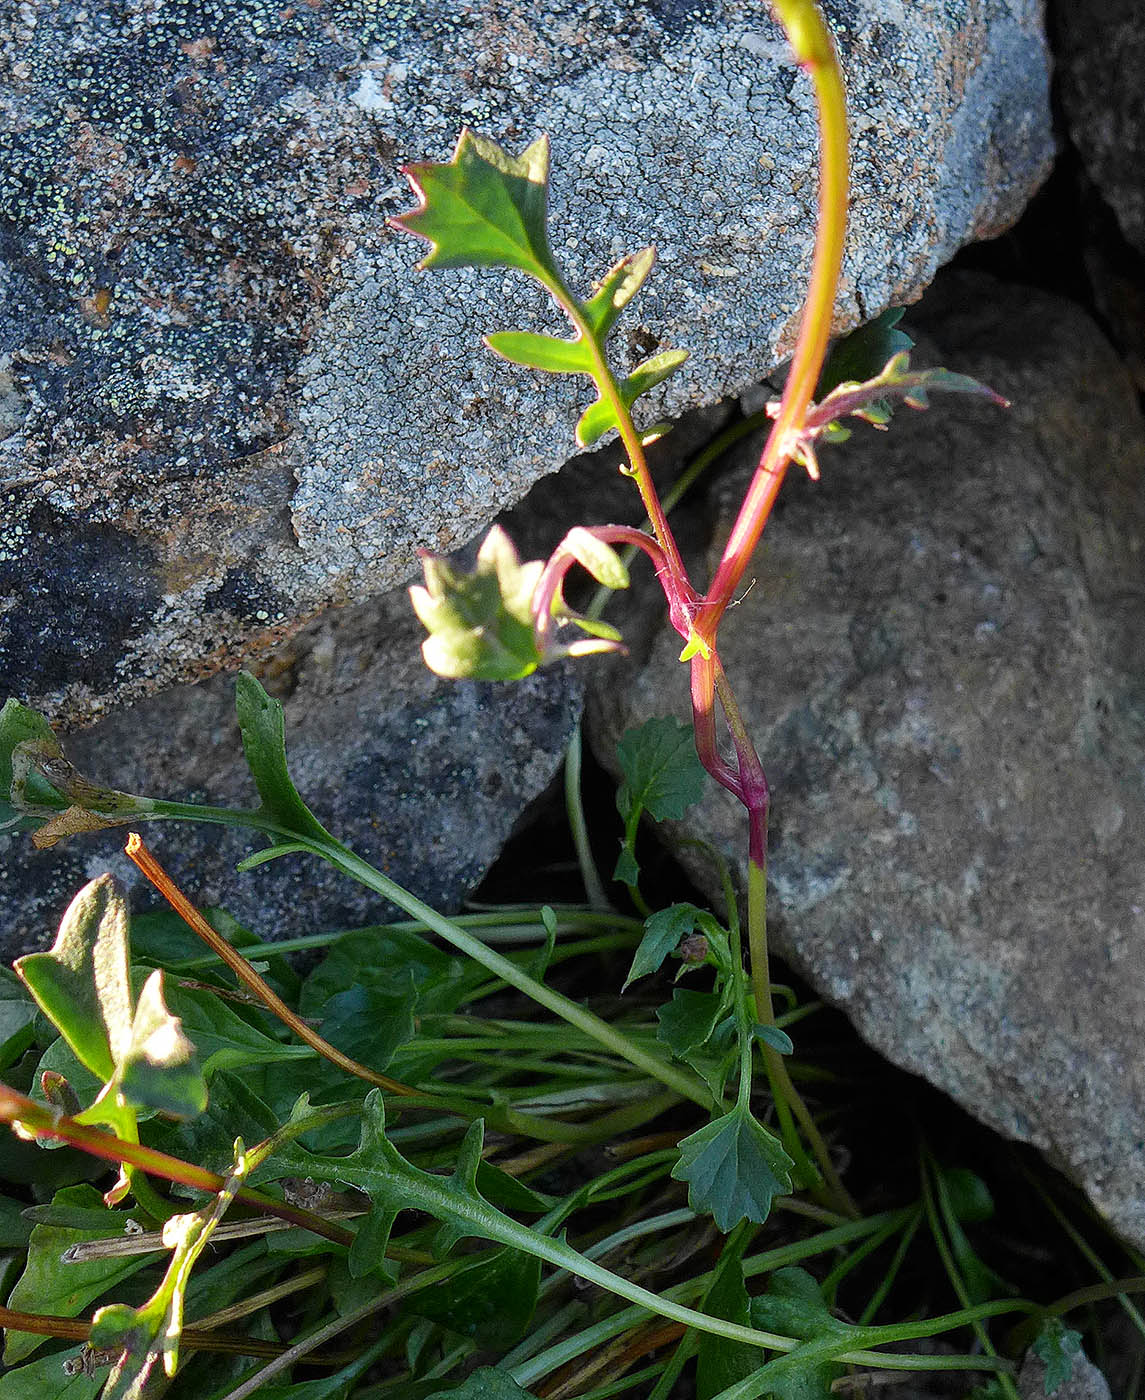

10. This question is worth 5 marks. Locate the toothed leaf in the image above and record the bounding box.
[671,1103,793,1231]
[625,903,723,990]
[616,717,707,824]
[410,526,545,682]
[394,129,559,283]
[1031,1317,1083,1394]
[817,308,913,397]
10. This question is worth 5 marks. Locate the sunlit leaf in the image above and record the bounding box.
[583,246,656,337]
[410,526,545,682]
[118,970,207,1119]
[576,348,689,447]
[16,875,133,1084]
[484,330,593,374]
[393,129,558,284]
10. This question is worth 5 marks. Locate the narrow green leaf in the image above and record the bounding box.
[671,1104,793,1231]
[563,527,630,590]
[616,717,707,823]
[583,246,656,337]
[394,129,559,284]
[696,1241,761,1400]
[484,330,593,375]
[117,969,207,1119]
[753,1024,795,1056]
[163,983,313,1080]
[234,672,333,844]
[575,394,620,449]
[624,347,689,399]
[16,875,133,1083]
[1031,1317,1083,1395]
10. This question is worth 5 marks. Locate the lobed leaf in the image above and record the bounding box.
[576,348,689,447]
[410,526,545,682]
[657,988,724,1057]
[671,1103,793,1231]
[625,902,723,990]
[1031,1317,1083,1395]
[393,129,559,284]
[747,1268,850,1399]
[616,716,707,824]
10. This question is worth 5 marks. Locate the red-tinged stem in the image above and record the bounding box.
[0,1083,356,1248]
[699,0,848,639]
[532,524,675,656]
[689,650,743,800]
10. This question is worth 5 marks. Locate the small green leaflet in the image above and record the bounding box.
[671,1103,793,1231]
[625,902,724,990]
[424,1369,537,1400]
[616,716,707,824]
[235,671,334,845]
[746,1268,851,1399]
[582,246,656,337]
[1031,1317,1083,1395]
[576,348,689,448]
[393,129,559,282]
[816,307,914,398]
[657,988,724,1057]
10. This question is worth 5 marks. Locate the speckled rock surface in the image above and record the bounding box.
[587,274,1145,1249]
[1055,0,1145,256]
[0,0,1052,723]
[0,585,581,959]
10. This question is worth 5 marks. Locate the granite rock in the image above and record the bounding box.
[0,584,581,960]
[1,0,1052,722]
[1056,0,1145,256]
[587,274,1145,1249]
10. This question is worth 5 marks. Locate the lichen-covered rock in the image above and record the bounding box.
[1,0,1051,722]
[1056,0,1145,256]
[0,584,581,959]
[587,274,1145,1250]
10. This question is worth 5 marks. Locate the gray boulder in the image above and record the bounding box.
[1056,0,1145,255]
[587,274,1145,1249]
[1,0,1052,723]
[0,586,581,959]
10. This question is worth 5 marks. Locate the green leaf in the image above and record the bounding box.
[16,875,133,1083]
[409,1246,540,1348]
[657,988,724,1057]
[117,970,207,1119]
[234,672,333,844]
[314,967,416,1072]
[0,698,66,831]
[424,1369,537,1400]
[1031,1318,1083,1395]
[410,526,545,682]
[933,1163,1014,1306]
[163,983,312,1081]
[817,308,913,397]
[616,717,707,824]
[0,971,37,1071]
[583,247,656,338]
[90,1143,248,1400]
[484,330,593,375]
[562,527,630,590]
[942,1165,995,1224]
[753,1024,795,1056]
[612,845,641,887]
[625,903,722,990]
[671,1103,793,1231]
[0,1346,102,1400]
[3,1185,152,1364]
[747,1268,849,1399]
[576,348,689,448]
[696,1240,761,1400]
[394,129,559,284]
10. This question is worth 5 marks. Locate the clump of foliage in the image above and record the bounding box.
[0,2,1139,1398]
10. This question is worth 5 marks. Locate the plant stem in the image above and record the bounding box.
[565,723,610,910]
[701,0,849,634]
[0,1083,356,1246]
